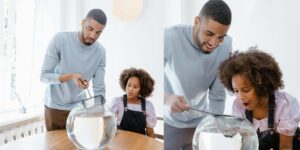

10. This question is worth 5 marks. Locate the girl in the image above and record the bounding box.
[110,68,157,137]
[218,48,300,150]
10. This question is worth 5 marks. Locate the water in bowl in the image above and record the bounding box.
[67,113,116,149]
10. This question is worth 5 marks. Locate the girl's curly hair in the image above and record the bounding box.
[119,67,155,98]
[218,47,284,97]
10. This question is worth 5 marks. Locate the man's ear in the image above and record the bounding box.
[194,16,200,26]
[81,19,85,27]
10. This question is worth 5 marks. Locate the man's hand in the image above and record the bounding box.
[165,93,190,113]
[59,73,89,89]
[72,74,89,89]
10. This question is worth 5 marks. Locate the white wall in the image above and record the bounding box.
[82,0,164,116]
[165,0,300,114]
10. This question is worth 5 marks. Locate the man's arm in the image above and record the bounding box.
[40,34,62,84]
[92,49,106,103]
[40,33,88,89]
[208,36,232,114]
[208,76,226,114]
[60,73,88,89]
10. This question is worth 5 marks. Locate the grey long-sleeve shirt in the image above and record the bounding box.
[41,32,106,110]
[164,25,232,128]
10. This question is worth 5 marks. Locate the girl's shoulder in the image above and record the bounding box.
[144,99,153,104]
[110,96,123,105]
[144,99,155,108]
[275,91,299,109]
[275,91,300,136]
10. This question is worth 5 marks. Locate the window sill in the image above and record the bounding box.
[0,106,44,132]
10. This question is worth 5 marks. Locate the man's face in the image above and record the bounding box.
[81,18,105,45]
[193,16,230,54]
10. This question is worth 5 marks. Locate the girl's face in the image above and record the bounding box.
[232,74,264,110]
[126,76,141,100]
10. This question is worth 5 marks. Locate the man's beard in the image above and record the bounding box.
[84,39,93,46]
[80,31,94,46]
[195,37,212,54]
[194,30,212,54]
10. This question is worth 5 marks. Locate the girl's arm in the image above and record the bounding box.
[145,101,157,138]
[280,134,293,150]
[146,127,155,138]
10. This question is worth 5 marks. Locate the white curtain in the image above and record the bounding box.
[0,0,16,111]
[14,0,84,108]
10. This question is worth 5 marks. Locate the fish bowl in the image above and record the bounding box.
[192,114,258,150]
[66,94,117,149]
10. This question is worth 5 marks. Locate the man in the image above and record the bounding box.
[164,0,232,149]
[41,9,107,131]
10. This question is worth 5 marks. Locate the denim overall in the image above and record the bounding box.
[117,94,147,135]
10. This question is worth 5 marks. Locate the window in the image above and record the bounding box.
[0,0,20,113]
[0,0,45,115]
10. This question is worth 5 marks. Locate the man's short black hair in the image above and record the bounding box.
[199,0,231,25]
[86,9,107,25]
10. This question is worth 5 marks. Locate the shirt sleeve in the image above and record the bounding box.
[164,28,171,67]
[164,28,174,94]
[40,33,62,84]
[146,101,157,128]
[108,97,118,114]
[208,76,226,114]
[93,47,106,100]
[208,37,232,114]
[109,97,123,125]
[276,92,300,136]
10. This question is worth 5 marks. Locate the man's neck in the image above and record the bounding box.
[78,31,84,44]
